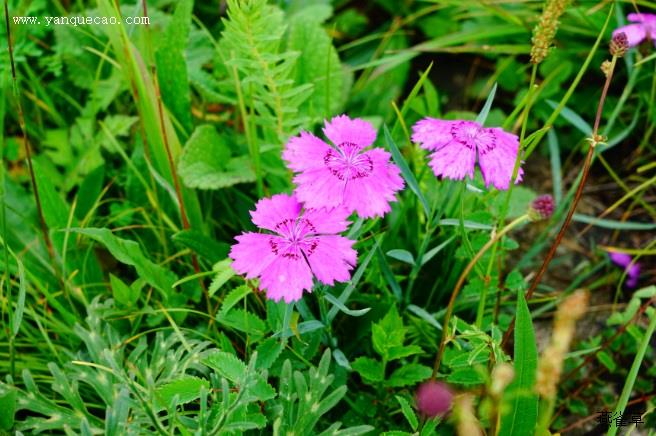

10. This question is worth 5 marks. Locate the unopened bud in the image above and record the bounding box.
[528,194,555,221]
[416,380,454,417]
[610,32,628,57]
[601,60,613,77]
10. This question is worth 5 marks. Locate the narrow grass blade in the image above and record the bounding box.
[476,82,497,125]
[383,125,430,216]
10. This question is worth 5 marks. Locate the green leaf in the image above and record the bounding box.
[178,125,256,190]
[217,308,268,338]
[446,367,485,385]
[109,273,138,307]
[324,293,370,317]
[384,125,430,216]
[499,292,538,436]
[70,228,177,299]
[0,389,16,431]
[352,357,384,383]
[209,259,236,297]
[287,5,346,119]
[395,395,418,431]
[475,82,497,125]
[597,351,617,372]
[156,376,209,410]
[255,337,284,370]
[386,364,432,387]
[387,345,423,361]
[219,285,252,316]
[172,229,230,264]
[155,0,193,133]
[386,249,415,265]
[372,306,406,359]
[203,351,247,383]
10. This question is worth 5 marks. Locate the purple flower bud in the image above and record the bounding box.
[608,251,641,288]
[415,381,453,417]
[529,194,555,221]
[610,32,628,57]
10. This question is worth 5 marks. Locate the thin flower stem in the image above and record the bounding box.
[501,55,619,349]
[4,1,56,264]
[477,63,538,329]
[432,214,529,377]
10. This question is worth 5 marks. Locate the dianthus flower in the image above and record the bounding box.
[229,194,357,303]
[613,13,656,48]
[411,119,523,190]
[608,251,641,288]
[283,115,404,218]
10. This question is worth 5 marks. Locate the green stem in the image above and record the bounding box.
[432,214,529,377]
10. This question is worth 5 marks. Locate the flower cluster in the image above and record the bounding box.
[230,114,523,303]
[613,13,656,49]
[230,116,404,303]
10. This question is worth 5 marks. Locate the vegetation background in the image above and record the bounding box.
[0,0,655,434]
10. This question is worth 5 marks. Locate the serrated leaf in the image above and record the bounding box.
[372,306,406,359]
[386,364,432,387]
[352,357,384,383]
[219,285,252,316]
[446,367,485,385]
[203,351,247,383]
[156,376,209,410]
[395,395,418,431]
[387,345,423,361]
[499,292,538,436]
[255,337,284,370]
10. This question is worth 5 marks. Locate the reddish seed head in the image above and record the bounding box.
[529,194,555,221]
[415,381,453,417]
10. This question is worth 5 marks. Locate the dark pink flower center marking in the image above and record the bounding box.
[324,142,374,181]
[451,121,496,156]
[269,217,319,259]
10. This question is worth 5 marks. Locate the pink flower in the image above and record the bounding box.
[613,13,656,47]
[608,251,641,289]
[411,119,523,190]
[229,194,357,303]
[283,115,405,218]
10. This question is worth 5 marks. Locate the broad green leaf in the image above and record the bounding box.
[70,228,177,299]
[156,376,209,410]
[499,292,538,436]
[178,125,256,190]
[446,367,485,385]
[352,357,384,383]
[387,345,423,361]
[255,337,284,370]
[395,395,418,431]
[386,364,432,387]
[372,306,406,359]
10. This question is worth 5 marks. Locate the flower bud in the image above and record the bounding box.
[610,32,628,57]
[416,380,454,417]
[528,194,555,221]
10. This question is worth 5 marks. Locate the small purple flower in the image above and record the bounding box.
[613,13,656,48]
[416,381,454,417]
[411,119,523,190]
[229,194,357,303]
[283,115,405,218]
[608,251,641,289]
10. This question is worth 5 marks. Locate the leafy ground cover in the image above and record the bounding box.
[1,0,655,434]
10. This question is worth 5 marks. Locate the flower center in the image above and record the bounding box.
[324,142,374,181]
[269,217,319,259]
[451,122,481,149]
